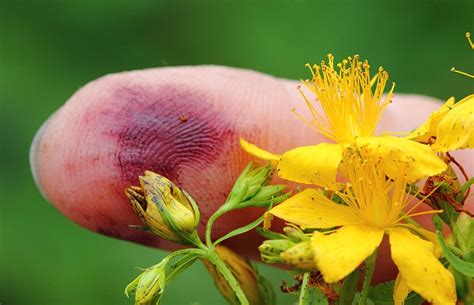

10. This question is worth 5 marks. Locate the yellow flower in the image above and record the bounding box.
[241,55,446,188]
[407,94,474,152]
[265,147,456,305]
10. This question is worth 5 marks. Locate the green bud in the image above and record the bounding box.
[125,171,199,243]
[125,259,168,305]
[224,163,288,210]
[228,163,273,204]
[280,240,316,270]
[283,226,309,242]
[241,185,288,208]
[259,239,295,264]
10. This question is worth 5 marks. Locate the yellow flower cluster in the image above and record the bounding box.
[242,54,473,304]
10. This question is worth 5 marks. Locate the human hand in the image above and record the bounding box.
[30,65,473,282]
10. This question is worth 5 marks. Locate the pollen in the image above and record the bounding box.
[298,54,395,143]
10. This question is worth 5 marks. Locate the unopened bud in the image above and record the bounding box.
[125,171,198,243]
[203,245,268,305]
[283,226,309,242]
[280,240,316,270]
[125,260,167,305]
[259,239,295,264]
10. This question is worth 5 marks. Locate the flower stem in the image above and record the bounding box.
[205,208,228,248]
[206,250,249,305]
[358,249,378,305]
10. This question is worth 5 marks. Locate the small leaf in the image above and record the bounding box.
[214,203,273,245]
[165,253,198,283]
[338,269,360,305]
[437,230,474,276]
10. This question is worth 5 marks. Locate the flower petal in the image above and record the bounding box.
[278,143,343,189]
[395,223,442,258]
[239,138,281,161]
[433,94,474,152]
[355,136,446,182]
[388,227,456,305]
[394,274,410,305]
[268,188,362,229]
[406,97,455,143]
[311,225,384,283]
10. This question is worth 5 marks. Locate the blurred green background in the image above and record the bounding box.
[0,1,472,304]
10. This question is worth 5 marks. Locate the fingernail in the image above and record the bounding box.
[29,112,55,201]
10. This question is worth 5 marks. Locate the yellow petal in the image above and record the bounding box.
[268,188,362,229]
[395,223,442,258]
[239,138,281,161]
[388,227,456,305]
[394,274,410,305]
[406,97,455,143]
[355,136,446,182]
[278,143,343,189]
[311,224,384,283]
[433,94,474,152]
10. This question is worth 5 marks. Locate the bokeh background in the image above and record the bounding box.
[1,1,473,304]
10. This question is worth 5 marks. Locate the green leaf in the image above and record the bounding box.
[338,269,360,305]
[352,293,374,305]
[252,262,276,305]
[255,227,286,240]
[437,230,474,276]
[165,253,198,283]
[456,177,474,202]
[214,203,273,245]
[457,213,474,251]
[299,272,329,305]
[367,280,423,305]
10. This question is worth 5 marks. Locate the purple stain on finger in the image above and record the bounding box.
[111,85,236,188]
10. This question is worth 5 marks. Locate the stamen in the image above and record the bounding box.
[466,32,473,49]
[451,67,474,79]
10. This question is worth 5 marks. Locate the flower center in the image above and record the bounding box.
[336,147,434,229]
[298,54,395,143]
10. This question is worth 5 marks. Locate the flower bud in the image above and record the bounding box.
[229,164,273,204]
[224,163,288,211]
[202,245,268,305]
[125,171,198,243]
[125,260,167,305]
[280,240,316,270]
[283,226,309,242]
[259,239,295,264]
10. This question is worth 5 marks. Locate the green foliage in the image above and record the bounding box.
[366,281,423,305]
[338,269,360,305]
[436,229,474,277]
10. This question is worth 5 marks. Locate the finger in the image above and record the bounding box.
[30,66,473,260]
[30,66,321,253]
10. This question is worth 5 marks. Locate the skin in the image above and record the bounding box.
[30,65,473,283]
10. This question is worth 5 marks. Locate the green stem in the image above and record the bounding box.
[358,249,378,305]
[206,251,249,305]
[298,272,311,304]
[205,208,227,248]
